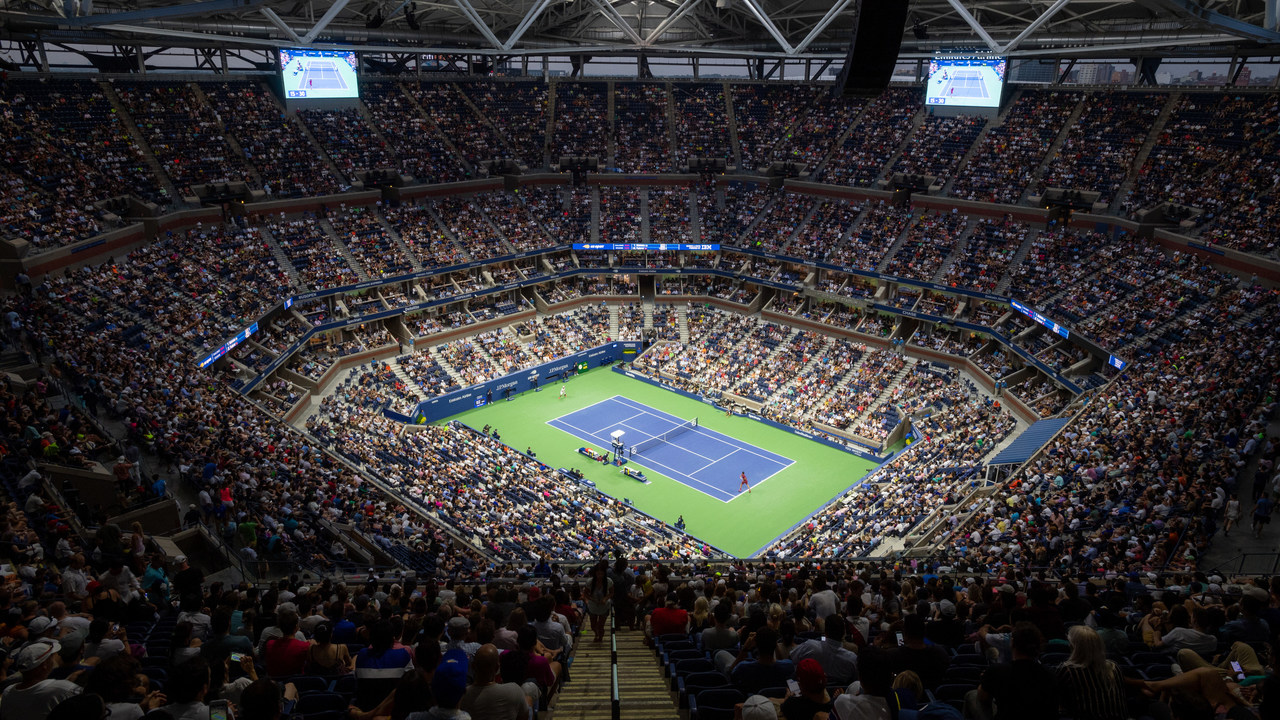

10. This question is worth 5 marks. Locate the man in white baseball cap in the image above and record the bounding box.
[0,640,81,720]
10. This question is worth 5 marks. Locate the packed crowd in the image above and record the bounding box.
[952,90,1080,205]
[202,82,344,198]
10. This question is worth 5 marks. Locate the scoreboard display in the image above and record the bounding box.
[927,53,1006,109]
[279,49,360,99]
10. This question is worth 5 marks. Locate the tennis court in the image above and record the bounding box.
[296,60,349,91]
[548,395,793,502]
[939,70,989,99]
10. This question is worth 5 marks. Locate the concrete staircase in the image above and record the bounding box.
[943,90,1019,195]
[428,345,469,386]
[1110,91,1182,213]
[544,82,558,165]
[354,99,402,171]
[723,82,743,170]
[317,218,372,282]
[373,209,425,272]
[551,628,679,720]
[608,305,620,338]
[450,81,517,159]
[389,358,429,400]
[850,358,916,430]
[258,79,350,185]
[809,100,874,179]
[257,226,307,290]
[875,220,919,274]
[99,81,182,201]
[778,200,825,254]
[189,82,264,187]
[398,84,475,177]
[1022,92,1089,203]
[875,106,928,183]
[931,220,979,284]
[606,80,617,167]
[678,305,690,343]
[994,229,1044,294]
[663,82,678,171]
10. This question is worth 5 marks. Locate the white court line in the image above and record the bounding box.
[616,422,729,464]
[545,395,634,427]
[547,415,735,502]
[611,393,795,467]
[715,448,789,497]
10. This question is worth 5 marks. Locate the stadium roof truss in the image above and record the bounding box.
[2,0,1280,70]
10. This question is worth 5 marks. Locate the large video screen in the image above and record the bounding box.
[926,53,1005,109]
[279,49,359,100]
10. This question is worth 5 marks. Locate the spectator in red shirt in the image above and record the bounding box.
[263,610,309,678]
[649,592,690,639]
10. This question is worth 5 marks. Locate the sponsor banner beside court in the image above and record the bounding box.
[405,342,641,424]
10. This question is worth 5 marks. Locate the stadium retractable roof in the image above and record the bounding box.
[1,0,1279,65]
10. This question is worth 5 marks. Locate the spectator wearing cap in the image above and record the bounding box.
[459,644,530,720]
[965,622,1058,720]
[718,626,795,696]
[171,556,203,603]
[887,614,950,691]
[408,648,469,720]
[1,640,81,720]
[782,658,834,720]
[790,615,858,686]
[925,598,963,648]
[446,616,481,660]
[739,694,778,720]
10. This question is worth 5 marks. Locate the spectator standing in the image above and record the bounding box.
[584,562,612,643]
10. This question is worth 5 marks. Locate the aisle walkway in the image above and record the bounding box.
[551,623,679,720]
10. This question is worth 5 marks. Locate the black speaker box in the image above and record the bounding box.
[835,0,910,97]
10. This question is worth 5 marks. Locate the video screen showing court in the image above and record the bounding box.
[279,48,360,100]
[926,53,1006,109]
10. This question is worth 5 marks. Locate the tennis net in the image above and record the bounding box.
[631,417,698,454]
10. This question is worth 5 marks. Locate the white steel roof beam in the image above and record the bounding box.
[452,0,504,49]
[943,0,1001,52]
[739,0,795,54]
[301,0,350,44]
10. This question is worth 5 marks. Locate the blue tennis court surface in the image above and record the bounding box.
[548,395,793,502]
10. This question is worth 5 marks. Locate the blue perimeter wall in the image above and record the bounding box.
[404,341,643,423]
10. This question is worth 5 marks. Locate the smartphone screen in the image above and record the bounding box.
[1231,661,1246,680]
[787,679,801,696]
[210,700,230,720]
[230,652,245,663]
[896,631,904,646]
